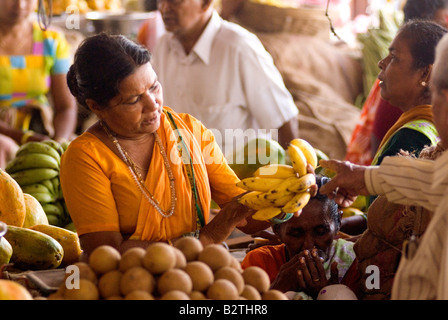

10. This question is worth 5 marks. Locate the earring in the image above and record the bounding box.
[421,81,427,87]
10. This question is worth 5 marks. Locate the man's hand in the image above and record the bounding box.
[318,159,370,207]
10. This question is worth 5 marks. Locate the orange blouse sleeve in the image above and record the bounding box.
[173,109,245,207]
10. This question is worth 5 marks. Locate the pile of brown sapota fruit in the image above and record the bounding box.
[47,237,288,300]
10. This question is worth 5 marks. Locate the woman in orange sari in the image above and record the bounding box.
[60,33,274,257]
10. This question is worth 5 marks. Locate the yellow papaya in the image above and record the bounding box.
[4,225,64,270]
[29,224,82,267]
[0,279,33,300]
[22,193,49,228]
[0,236,12,265]
[0,222,12,265]
[0,169,26,227]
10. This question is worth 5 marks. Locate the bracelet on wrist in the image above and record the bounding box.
[21,130,35,145]
[270,212,294,225]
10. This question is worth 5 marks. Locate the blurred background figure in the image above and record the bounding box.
[0,0,78,168]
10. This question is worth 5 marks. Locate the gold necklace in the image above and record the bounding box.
[101,121,177,218]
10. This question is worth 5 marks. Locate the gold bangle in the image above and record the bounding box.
[21,130,35,145]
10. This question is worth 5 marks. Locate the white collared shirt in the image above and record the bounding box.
[152,11,298,156]
[364,152,448,299]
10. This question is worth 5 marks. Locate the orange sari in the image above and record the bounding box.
[60,107,244,241]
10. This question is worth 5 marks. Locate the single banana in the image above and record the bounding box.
[21,183,52,195]
[286,173,316,193]
[42,203,64,216]
[290,138,318,169]
[51,177,61,198]
[239,191,272,210]
[287,144,307,177]
[46,214,60,226]
[236,177,285,192]
[268,192,295,207]
[282,191,311,213]
[253,164,297,179]
[5,153,59,174]
[11,168,59,186]
[16,141,61,164]
[42,139,64,156]
[28,192,55,204]
[252,206,283,221]
[40,179,55,195]
[263,176,302,200]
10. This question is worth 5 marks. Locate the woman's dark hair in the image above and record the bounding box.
[66,33,151,109]
[398,20,448,69]
[404,0,448,22]
[314,175,341,229]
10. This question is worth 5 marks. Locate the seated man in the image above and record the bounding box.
[152,0,299,155]
[241,176,356,299]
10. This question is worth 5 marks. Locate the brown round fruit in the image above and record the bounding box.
[242,266,270,293]
[190,291,207,300]
[214,266,245,294]
[207,279,239,300]
[174,236,203,261]
[124,290,154,300]
[262,289,288,300]
[240,284,262,300]
[184,261,214,292]
[157,268,193,296]
[98,270,123,299]
[119,247,146,272]
[143,242,177,274]
[88,245,121,275]
[120,266,155,296]
[71,262,98,284]
[63,279,99,300]
[160,290,191,300]
[198,244,232,271]
[173,246,187,269]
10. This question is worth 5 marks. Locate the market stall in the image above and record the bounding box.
[0,0,405,301]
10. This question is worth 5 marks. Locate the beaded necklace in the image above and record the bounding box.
[100,121,177,218]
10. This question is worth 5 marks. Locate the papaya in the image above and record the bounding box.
[0,236,12,265]
[0,168,26,227]
[0,221,12,265]
[29,224,82,267]
[4,225,64,270]
[0,279,33,300]
[227,138,286,180]
[22,193,49,228]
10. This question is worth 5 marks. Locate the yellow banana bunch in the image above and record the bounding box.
[5,140,72,229]
[237,138,319,222]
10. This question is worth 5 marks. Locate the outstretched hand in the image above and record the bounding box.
[318,159,370,207]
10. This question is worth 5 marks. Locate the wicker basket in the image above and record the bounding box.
[235,1,330,39]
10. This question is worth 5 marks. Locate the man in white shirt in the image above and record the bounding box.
[317,33,448,300]
[152,0,299,156]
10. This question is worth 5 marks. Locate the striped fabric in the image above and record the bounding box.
[0,22,70,114]
[365,151,448,299]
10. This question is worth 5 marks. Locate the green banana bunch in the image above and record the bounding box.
[356,9,401,107]
[5,139,72,229]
